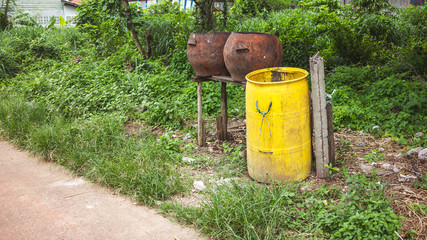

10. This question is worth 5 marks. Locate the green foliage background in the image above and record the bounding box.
[2,1,425,138]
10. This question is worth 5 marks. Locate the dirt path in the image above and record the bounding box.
[0,141,204,240]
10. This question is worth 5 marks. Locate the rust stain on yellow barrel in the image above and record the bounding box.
[245,67,311,182]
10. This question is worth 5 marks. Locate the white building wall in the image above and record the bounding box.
[14,0,78,25]
[15,0,63,10]
[64,5,77,21]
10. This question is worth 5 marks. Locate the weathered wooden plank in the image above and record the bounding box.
[197,82,206,146]
[310,55,330,179]
[221,82,228,140]
[193,76,246,86]
[326,102,335,167]
[216,115,224,140]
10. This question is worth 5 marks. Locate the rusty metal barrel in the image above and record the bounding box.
[223,32,283,82]
[187,32,231,77]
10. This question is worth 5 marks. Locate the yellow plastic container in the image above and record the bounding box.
[245,67,311,182]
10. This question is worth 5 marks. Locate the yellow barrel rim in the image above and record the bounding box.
[245,67,309,85]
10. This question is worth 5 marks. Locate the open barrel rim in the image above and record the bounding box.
[245,67,309,85]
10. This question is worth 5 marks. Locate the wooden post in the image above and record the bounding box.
[309,92,315,162]
[197,82,206,146]
[216,115,224,140]
[220,82,228,140]
[326,102,335,167]
[310,55,330,179]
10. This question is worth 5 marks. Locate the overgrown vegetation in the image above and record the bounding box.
[0,93,189,205]
[1,0,426,238]
[326,64,426,138]
[162,170,402,239]
[2,1,425,137]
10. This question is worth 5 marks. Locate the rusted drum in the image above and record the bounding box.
[187,32,231,77]
[223,32,283,82]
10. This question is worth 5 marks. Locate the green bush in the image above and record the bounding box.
[230,0,263,17]
[397,6,427,75]
[133,2,195,57]
[326,65,427,138]
[0,25,89,76]
[75,0,128,56]
[9,51,244,129]
[351,0,393,14]
[226,6,420,69]
[264,0,296,11]
[299,0,341,11]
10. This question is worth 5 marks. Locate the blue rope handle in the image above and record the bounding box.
[256,100,272,139]
[256,100,272,115]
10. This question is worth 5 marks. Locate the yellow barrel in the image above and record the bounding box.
[245,67,311,182]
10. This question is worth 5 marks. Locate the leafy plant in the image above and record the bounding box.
[410,203,427,215]
[363,148,385,162]
[324,163,339,176]
[264,0,297,10]
[78,10,127,56]
[158,133,183,154]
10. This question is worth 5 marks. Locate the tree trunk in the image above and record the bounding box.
[120,0,144,56]
[194,0,215,32]
[2,0,10,30]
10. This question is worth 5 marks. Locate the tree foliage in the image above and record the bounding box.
[193,0,215,32]
[0,0,15,30]
[351,0,393,14]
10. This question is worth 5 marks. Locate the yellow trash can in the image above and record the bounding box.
[245,67,311,182]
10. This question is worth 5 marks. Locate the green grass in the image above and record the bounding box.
[0,93,189,205]
[161,170,403,239]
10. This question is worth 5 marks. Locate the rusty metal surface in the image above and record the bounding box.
[223,32,283,82]
[187,32,231,77]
